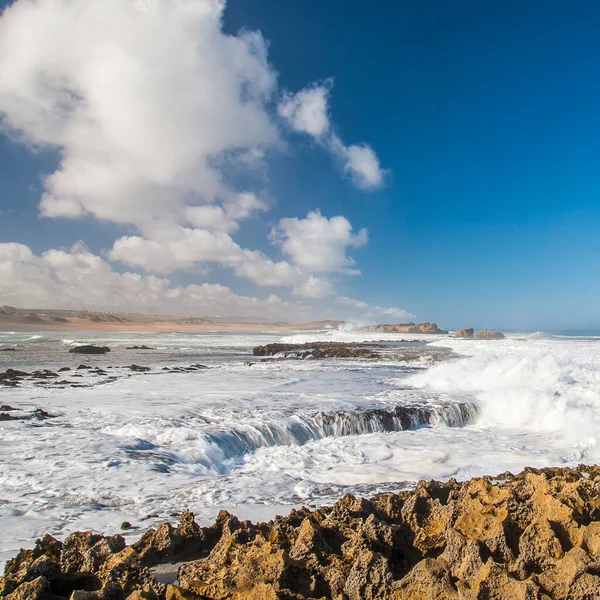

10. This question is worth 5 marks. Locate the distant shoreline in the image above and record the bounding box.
[0,319,312,333]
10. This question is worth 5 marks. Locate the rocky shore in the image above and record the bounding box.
[3,466,600,599]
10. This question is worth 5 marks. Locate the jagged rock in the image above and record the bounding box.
[455,328,474,338]
[8,467,600,599]
[128,365,151,372]
[473,329,505,340]
[69,346,111,354]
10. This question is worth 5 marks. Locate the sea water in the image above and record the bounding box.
[1,328,599,565]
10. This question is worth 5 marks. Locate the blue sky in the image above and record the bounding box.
[1,0,600,329]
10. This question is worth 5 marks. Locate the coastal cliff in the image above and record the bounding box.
[364,322,448,334]
[4,465,600,599]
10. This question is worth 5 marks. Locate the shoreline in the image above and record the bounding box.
[2,465,599,599]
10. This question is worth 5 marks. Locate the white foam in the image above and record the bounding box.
[2,330,600,568]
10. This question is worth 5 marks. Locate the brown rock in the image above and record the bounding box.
[455,328,474,338]
[473,329,505,340]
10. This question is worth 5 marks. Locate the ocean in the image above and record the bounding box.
[1,327,599,566]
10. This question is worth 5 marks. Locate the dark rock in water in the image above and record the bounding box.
[30,408,54,420]
[455,327,474,338]
[0,369,28,387]
[126,345,155,350]
[69,345,110,354]
[0,405,16,411]
[5,466,600,600]
[128,364,151,372]
[253,342,378,359]
[77,365,91,370]
[0,413,19,421]
[473,329,505,340]
[121,522,132,531]
[0,347,16,351]
[58,367,71,372]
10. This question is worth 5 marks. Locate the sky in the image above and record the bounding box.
[1,0,600,330]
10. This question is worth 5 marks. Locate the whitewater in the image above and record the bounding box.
[1,328,600,566]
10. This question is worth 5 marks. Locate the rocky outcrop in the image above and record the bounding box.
[455,328,474,338]
[473,330,505,340]
[7,466,600,599]
[366,322,448,334]
[68,346,111,354]
[253,342,378,359]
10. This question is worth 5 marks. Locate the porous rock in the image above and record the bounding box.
[6,467,600,599]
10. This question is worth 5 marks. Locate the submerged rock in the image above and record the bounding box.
[6,466,600,599]
[69,345,111,354]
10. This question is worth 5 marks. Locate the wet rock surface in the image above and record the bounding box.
[254,342,380,360]
[68,346,111,355]
[253,342,455,364]
[0,363,209,391]
[5,466,600,599]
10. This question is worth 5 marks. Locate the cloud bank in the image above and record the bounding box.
[0,0,409,321]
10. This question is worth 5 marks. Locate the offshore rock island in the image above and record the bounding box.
[3,466,600,599]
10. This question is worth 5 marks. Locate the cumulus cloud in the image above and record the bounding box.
[0,242,308,317]
[109,226,334,298]
[278,84,331,138]
[279,85,386,189]
[0,0,394,315]
[0,0,278,231]
[271,210,367,273]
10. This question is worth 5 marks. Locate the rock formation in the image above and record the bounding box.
[5,466,600,599]
[253,342,379,360]
[473,330,505,340]
[68,346,111,355]
[365,322,448,334]
[455,328,474,338]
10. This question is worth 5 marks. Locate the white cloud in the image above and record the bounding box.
[109,226,334,298]
[279,85,386,190]
[336,296,368,309]
[272,210,367,273]
[0,242,309,317]
[278,84,330,138]
[335,296,414,320]
[185,193,267,233]
[0,0,278,231]
[0,0,390,313]
[340,142,386,190]
[372,306,415,320]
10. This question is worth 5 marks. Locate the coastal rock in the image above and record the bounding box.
[253,342,378,359]
[0,348,16,352]
[128,365,151,372]
[8,467,600,599]
[126,346,155,350]
[69,346,111,355]
[473,330,505,340]
[455,328,474,338]
[365,322,448,334]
